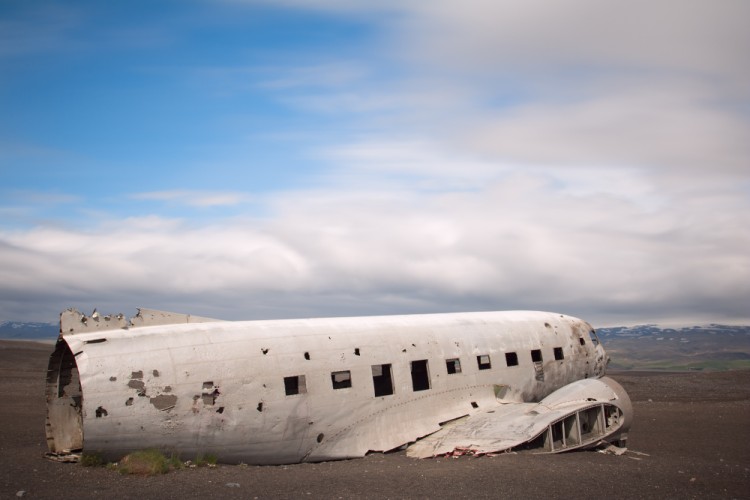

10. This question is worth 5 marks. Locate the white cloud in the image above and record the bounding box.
[257,62,370,90]
[253,0,750,187]
[462,82,750,178]
[2,151,748,325]
[318,139,505,188]
[398,0,750,81]
[374,1,750,186]
[247,0,749,85]
[132,190,251,207]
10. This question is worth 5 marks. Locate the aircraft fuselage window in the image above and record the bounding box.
[446,358,462,374]
[579,337,586,346]
[284,375,307,395]
[531,349,543,363]
[331,370,352,389]
[372,363,394,397]
[554,347,564,360]
[477,354,492,370]
[410,359,431,391]
[505,352,518,366]
[505,352,519,366]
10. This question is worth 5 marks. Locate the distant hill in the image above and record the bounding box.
[0,321,58,340]
[597,324,750,371]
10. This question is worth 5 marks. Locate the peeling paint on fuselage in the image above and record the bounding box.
[45,310,609,464]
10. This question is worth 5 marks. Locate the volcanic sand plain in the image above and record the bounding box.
[2,340,748,499]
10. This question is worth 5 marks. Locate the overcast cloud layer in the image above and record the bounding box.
[1,0,748,326]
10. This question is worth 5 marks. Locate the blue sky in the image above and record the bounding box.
[1,0,749,326]
[3,2,352,200]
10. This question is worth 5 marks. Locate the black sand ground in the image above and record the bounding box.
[2,340,748,499]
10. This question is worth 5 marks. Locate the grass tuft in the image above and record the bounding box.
[117,449,181,476]
[195,452,218,467]
[80,453,105,467]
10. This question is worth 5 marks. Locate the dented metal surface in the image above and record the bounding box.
[45,308,630,464]
[59,307,221,335]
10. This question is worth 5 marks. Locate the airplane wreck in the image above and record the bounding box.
[45,309,632,464]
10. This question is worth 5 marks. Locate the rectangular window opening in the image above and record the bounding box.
[477,354,492,370]
[531,349,543,363]
[331,370,352,390]
[554,347,564,360]
[284,375,307,396]
[579,337,585,346]
[446,358,462,374]
[372,364,394,397]
[505,352,519,367]
[410,359,431,392]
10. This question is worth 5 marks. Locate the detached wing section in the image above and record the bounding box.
[407,377,632,458]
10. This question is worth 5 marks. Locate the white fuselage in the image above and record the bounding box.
[47,310,608,464]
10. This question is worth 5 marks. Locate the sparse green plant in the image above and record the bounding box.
[169,453,183,469]
[117,449,181,476]
[80,453,105,467]
[195,452,218,466]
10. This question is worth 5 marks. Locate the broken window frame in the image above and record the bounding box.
[445,358,462,374]
[553,347,564,360]
[331,370,352,390]
[201,381,219,405]
[371,363,394,397]
[477,354,492,370]
[284,375,307,396]
[531,349,543,363]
